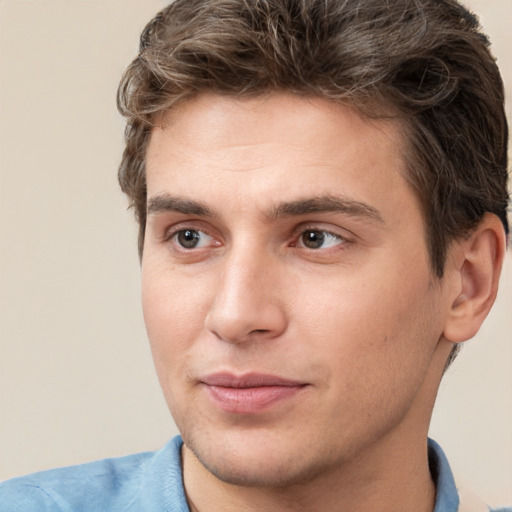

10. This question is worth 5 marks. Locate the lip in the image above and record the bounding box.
[200,372,308,414]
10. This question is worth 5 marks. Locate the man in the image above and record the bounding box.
[1,0,510,511]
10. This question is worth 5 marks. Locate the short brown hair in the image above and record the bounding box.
[117,0,509,277]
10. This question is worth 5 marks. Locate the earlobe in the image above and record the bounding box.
[442,213,506,344]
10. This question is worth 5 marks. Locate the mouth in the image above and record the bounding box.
[200,372,309,414]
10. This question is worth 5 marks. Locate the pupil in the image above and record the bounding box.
[303,230,324,249]
[178,230,200,248]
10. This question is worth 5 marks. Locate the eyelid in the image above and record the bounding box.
[161,220,216,243]
[297,232,345,251]
[162,228,222,262]
[291,222,354,242]
[286,222,357,257]
[173,229,214,248]
[159,219,354,253]
[157,220,222,258]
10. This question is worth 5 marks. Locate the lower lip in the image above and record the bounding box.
[204,384,306,414]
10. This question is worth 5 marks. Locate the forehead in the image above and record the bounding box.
[146,93,408,197]
[147,94,415,222]
[151,92,404,145]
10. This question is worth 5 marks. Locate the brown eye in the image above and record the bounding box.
[301,230,325,249]
[176,230,201,248]
[298,230,345,250]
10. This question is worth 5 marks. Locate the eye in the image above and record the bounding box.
[173,229,214,249]
[298,229,345,250]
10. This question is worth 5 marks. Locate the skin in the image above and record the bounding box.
[142,93,504,511]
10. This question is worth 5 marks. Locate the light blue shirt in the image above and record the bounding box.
[0,436,510,511]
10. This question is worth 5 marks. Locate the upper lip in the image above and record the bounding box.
[201,372,305,388]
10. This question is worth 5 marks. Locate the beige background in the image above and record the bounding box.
[0,0,511,506]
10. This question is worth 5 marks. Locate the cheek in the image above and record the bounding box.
[297,276,442,440]
[296,265,440,375]
[141,266,208,374]
[141,268,210,421]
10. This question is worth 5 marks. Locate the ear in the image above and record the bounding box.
[442,213,507,343]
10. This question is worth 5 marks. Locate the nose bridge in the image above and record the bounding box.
[205,239,286,343]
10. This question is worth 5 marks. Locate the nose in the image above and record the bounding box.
[204,246,288,344]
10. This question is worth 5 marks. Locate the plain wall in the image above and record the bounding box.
[0,0,511,506]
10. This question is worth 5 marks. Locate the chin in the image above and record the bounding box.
[196,449,325,488]
[183,428,333,489]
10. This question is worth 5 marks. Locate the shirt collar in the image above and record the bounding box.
[429,438,460,512]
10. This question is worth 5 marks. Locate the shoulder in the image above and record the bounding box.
[0,451,153,512]
[0,436,188,512]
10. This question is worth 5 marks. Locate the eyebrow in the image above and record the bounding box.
[147,195,213,217]
[268,196,384,223]
[147,193,384,224]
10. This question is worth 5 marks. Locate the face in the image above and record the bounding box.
[143,93,454,487]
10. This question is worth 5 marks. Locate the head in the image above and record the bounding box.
[116,0,509,493]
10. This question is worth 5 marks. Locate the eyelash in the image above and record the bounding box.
[163,224,219,251]
[163,224,352,255]
[292,229,349,251]
[169,228,216,250]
